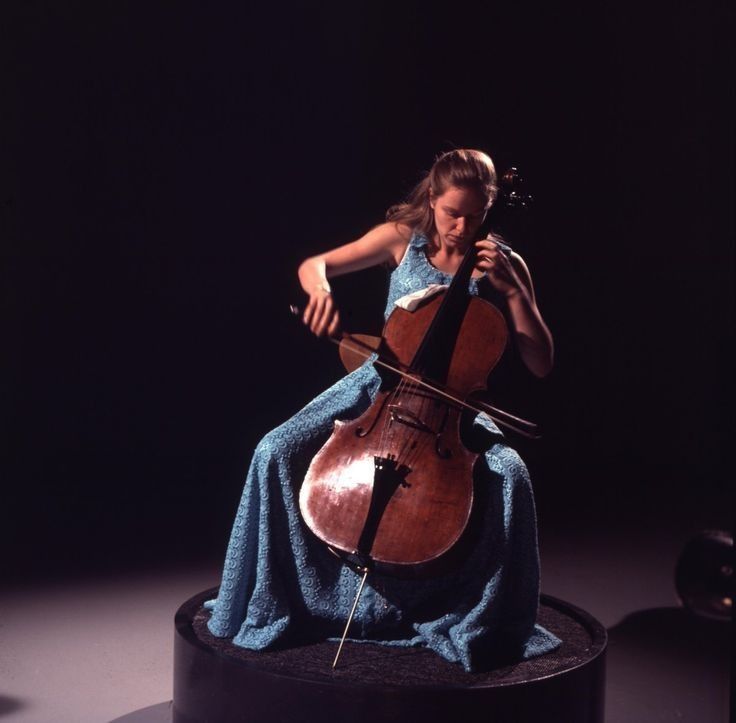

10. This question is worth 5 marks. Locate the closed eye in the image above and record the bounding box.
[443,207,485,220]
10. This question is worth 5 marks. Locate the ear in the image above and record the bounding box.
[429,189,436,209]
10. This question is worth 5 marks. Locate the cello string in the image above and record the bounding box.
[391,380,423,470]
[378,374,412,465]
[378,372,424,473]
[380,375,406,455]
[398,378,432,470]
[299,329,539,437]
[337,336,539,437]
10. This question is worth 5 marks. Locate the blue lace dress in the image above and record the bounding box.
[206,231,561,671]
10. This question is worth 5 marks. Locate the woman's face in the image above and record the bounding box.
[430,185,487,251]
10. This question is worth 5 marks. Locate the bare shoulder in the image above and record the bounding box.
[509,250,536,296]
[509,250,530,273]
[316,221,412,278]
[366,221,412,243]
[363,222,412,266]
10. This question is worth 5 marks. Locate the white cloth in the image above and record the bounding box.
[393,284,448,311]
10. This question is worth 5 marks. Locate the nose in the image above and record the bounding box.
[456,217,467,235]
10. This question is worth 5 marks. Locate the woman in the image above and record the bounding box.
[206,149,560,672]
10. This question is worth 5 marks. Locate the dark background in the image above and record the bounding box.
[2,1,732,582]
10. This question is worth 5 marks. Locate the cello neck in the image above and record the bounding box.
[409,241,479,381]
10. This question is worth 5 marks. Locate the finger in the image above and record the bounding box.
[314,296,334,336]
[303,296,317,326]
[475,251,491,265]
[311,299,326,335]
[327,309,341,338]
[306,294,326,330]
[306,295,324,333]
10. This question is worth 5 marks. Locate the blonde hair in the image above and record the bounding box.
[386,149,498,237]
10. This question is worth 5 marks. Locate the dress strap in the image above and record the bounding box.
[409,229,430,249]
[396,229,429,268]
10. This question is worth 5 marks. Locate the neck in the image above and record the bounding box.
[431,233,471,258]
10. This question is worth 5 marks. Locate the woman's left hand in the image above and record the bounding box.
[474,236,524,298]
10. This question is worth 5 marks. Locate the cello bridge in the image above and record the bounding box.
[387,405,436,434]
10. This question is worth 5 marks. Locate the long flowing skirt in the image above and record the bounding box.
[206,363,560,672]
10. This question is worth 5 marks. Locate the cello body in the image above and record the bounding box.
[299,289,507,577]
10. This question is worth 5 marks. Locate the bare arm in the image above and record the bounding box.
[475,239,554,378]
[504,254,554,378]
[298,223,410,336]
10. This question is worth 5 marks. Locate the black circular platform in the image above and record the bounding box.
[174,588,606,723]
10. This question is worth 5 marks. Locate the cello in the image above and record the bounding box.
[298,169,535,665]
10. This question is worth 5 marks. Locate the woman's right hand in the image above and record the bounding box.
[302,286,341,338]
[297,222,409,338]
